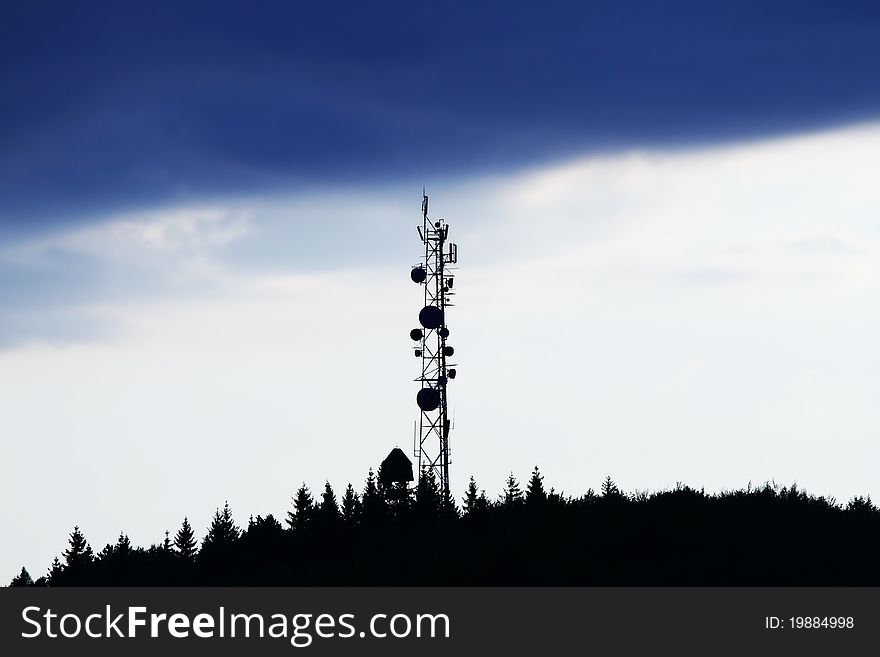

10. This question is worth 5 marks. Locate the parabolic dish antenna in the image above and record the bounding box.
[419,305,444,329]
[416,388,441,412]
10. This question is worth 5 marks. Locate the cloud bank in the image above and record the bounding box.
[1,122,878,579]
[3,1,880,230]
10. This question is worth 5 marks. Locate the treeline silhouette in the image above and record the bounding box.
[9,468,880,586]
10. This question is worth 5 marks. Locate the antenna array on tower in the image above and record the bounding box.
[409,193,458,496]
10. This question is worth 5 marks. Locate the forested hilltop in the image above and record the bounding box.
[9,468,880,586]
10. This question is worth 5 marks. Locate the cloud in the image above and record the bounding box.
[0,206,253,347]
[3,122,880,581]
[3,120,880,350]
[3,1,880,231]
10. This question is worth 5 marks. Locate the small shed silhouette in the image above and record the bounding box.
[379,448,414,484]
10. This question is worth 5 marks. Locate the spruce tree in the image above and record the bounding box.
[477,489,490,512]
[463,476,480,515]
[202,502,240,550]
[10,567,33,587]
[526,466,547,506]
[319,481,342,529]
[47,557,64,585]
[245,514,284,538]
[174,517,198,560]
[502,473,523,507]
[62,526,94,569]
[341,483,362,528]
[439,488,459,521]
[362,468,387,525]
[115,533,132,557]
[601,475,621,499]
[287,484,315,532]
[416,469,441,520]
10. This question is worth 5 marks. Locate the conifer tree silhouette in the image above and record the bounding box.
[601,475,621,499]
[526,466,547,506]
[463,476,480,515]
[115,533,132,557]
[9,567,33,587]
[195,503,240,584]
[47,557,64,585]
[416,468,441,520]
[61,526,94,585]
[288,484,315,532]
[17,469,880,587]
[361,468,387,525]
[245,514,284,538]
[202,502,240,550]
[439,487,459,521]
[319,481,342,530]
[63,526,94,568]
[477,488,490,512]
[174,517,198,560]
[847,495,878,514]
[341,483,362,528]
[547,487,565,506]
[502,473,523,507]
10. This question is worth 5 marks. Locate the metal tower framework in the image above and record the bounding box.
[410,193,458,497]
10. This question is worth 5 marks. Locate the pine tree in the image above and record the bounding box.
[10,567,33,587]
[246,514,283,536]
[362,468,387,525]
[463,477,490,517]
[319,481,342,529]
[477,489,490,512]
[416,469,441,519]
[501,473,523,507]
[242,514,285,553]
[341,483,362,528]
[363,468,378,500]
[115,533,132,557]
[62,526,94,569]
[47,557,64,585]
[288,484,315,532]
[439,487,459,521]
[162,530,172,552]
[202,501,240,550]
[847,495,877,514]
[174,517,198,560]
[463,476,480,515]
[526,466,547,506]
[601,475,621,499]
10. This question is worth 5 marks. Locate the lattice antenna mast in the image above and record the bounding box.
[408,192,458,497]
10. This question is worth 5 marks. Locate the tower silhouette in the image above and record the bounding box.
[409,193,458,497]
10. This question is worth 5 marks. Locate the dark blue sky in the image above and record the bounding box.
[2,0,880,234]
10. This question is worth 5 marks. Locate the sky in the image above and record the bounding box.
[1,2,879,580]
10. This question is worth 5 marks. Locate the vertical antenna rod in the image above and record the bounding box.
[408,192,458,497]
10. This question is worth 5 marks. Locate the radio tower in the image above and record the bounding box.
[409,192,458,497]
